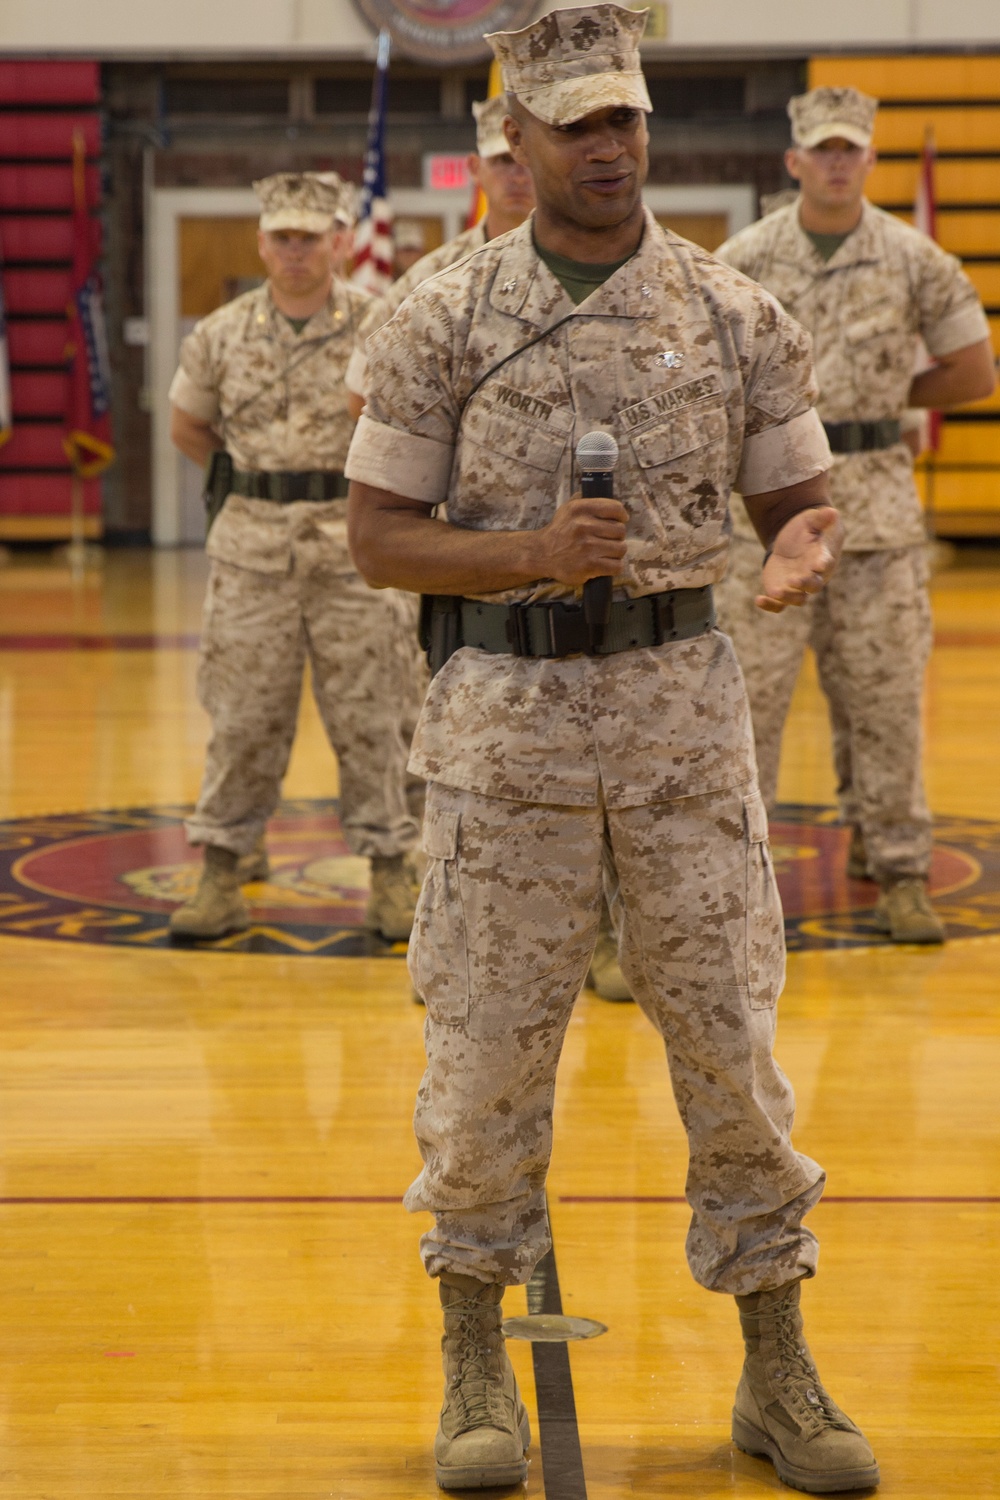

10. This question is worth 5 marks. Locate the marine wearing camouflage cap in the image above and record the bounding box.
[788,86,878,149]
[253,171,357,233]
[472,94,513,159]
[486,2,652,127]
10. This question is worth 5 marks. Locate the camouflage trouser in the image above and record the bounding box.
[715,537,933,881]
[185,555,420,859]
[404,778,824,1296]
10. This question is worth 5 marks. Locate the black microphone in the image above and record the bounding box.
[576,431,620,649]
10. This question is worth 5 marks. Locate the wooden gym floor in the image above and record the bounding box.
[0,546,997,1498]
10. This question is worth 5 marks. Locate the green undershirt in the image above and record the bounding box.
[806,230,851,263]
[534,234,636,305]
[282,314,311,335]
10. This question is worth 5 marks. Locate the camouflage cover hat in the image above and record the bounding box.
[486,4,652,128]
[253,171,355,233]
[788,87,878,150]
[472,94,512,159]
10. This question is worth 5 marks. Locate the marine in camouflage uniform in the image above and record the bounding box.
[715,87,994,942]
[168,172,418,941]
[346,7,878,1492]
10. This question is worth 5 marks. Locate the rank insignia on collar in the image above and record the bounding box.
[656,350,684,369]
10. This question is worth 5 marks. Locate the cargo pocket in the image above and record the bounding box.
[743,789,785,1010]
[408,803,471,1027]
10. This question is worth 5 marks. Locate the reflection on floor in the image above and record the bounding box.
[0,545,998,1497]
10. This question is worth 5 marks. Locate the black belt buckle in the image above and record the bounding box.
[547,601,588,657]
[653,591,673,645]
[506,602,532,657]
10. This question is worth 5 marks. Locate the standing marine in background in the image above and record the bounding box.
[715,88,995,942]
[345,92,536,412]
[168,171,420,942]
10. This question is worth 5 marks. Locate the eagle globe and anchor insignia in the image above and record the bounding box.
[352,0,538,64]
[2,801,1000,957]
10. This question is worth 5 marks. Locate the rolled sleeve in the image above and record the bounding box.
[736,409,831,497]
[168,366,219,422]
[924,301,991,358]
[345,413,454,503]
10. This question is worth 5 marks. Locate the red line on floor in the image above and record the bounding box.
[0,1195,400,1205]
[558,1195,1000,1204]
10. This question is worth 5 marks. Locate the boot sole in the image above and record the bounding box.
[872,914,945,945]
[435,1409,530,1491]
[168,913,251,941]
[732,1411,880,1494]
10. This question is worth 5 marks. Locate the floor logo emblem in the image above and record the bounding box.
[1,801,998,956]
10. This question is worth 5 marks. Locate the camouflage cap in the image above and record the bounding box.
[788,86,878,150]
[472,94,512,159]
[253,171,356,233]
[486,4,652,128]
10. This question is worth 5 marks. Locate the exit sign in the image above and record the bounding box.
[423,154,470,191]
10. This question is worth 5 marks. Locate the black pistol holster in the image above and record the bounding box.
[419,594,462,677]
[203,450,234,534]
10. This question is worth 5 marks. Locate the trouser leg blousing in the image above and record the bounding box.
[435,1273,530,1491]
[732,1280,879,1494]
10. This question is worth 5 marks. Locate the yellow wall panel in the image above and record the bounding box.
[873,108,1000,154]
[918,470,1000,511]
[869,159,1000,204]
[810,55,1000,100]
[931,425,1000,465]
[962,265,1000,305]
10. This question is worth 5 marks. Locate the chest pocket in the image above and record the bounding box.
[628,399,728,471]
[843,305,912,346]
[463,394,573,473]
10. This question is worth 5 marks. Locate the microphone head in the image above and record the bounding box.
[575,430,619,472]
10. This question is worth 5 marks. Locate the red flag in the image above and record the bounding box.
[914,127,941,453]
[64,127,114,478]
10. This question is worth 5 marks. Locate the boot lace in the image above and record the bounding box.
[446,1299,510,1431]
[767,1298,853,1432]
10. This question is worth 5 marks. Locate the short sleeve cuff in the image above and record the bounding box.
[737,408,831,496]
[344,413,453,503]
[924,303,991,358]
[168,367,219,422]
[345,346,368,397]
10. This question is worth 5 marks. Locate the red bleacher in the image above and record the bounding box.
[0,60,105,541]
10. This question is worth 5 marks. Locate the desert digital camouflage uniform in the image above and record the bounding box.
[715,196,989,879]
[169,278,418,859]
[347,204,833,1292]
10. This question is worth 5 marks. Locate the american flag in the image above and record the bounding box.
[352,30,394,296]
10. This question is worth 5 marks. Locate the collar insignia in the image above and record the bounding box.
[656,350,684,369]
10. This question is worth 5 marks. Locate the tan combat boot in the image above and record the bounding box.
[365,854,418,940]
[845,826,870,881]
[586,903,633,1002]
[435,1273,530,1491]
[236,836,269,884]
[732,1281,879,1494]
[169,845,250,940]
[874,878,945,944]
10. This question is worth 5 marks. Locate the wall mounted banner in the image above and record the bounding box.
[352,0,538,65]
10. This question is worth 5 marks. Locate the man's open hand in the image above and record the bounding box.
[536,495,628,588]
[756,505,843,614]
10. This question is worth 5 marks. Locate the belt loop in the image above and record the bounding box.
[653,592,672,645]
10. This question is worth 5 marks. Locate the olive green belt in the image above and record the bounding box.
[231,468,348,502]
